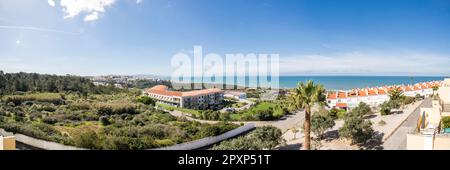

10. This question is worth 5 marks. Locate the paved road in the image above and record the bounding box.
[382,98,432,150]
[166,109,305,133]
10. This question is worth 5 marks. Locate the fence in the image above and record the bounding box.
[152,123,256,150]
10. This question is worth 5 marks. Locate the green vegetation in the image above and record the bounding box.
[339,111,374,145]
[441,116,450,129]
[378,120,386,126]
[245,88,263,99]
[380,102,392,116]
[237,101,289,121]
[0,71,121,95]
[350,102,372,117]
[337,109,347,119]
[311,113,335,140]
[136,96,156,105]
[403,96,416,105]
[380,88,408,115]
[0,71,238,150]
[211,126,284,150]
[289,80,327,150]
[160,100,290,121]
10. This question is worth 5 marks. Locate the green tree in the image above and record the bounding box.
[339,111,374,145]
[329,108,340,120]
[289,80,327,150]
[380,101,392,115]
[388,87,406,105]
[311,113,335,140]
[350,102,372,117]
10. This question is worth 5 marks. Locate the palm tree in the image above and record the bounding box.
[432,86,439,96]
[289,80,326,150]
[388,87,406,109]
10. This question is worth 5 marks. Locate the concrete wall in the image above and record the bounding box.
[420,107,441,127]
[433,135,450,150]
[153,123,256,150]
[0,128,85,150]
[0,136,16,150]
[407,133,450,150]
[407,134,426,150]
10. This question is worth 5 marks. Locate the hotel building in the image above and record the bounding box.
[144,85,224,110]
[326,81,443,110]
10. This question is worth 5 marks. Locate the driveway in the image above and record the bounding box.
[382,98,432,150]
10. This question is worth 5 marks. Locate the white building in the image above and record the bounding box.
[224,91,247,100]
[327,81,443,110]
[144,85,224,110]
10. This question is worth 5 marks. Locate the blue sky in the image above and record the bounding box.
[1,0,450,76]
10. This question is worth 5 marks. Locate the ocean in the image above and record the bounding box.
[171,76,446,90]
[277,76,445,90]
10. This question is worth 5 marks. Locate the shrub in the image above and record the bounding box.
[4,93,64,106]
[96,102,138,115]
[73,130,100,149]
[380,102,392,116]
[254,109,274,121]
[69,102,91,110]
[37,105,56,112]
[337,109,347,119]
[212,126,283,150]
[196,122,238,138]
[378,120,386,126]
[250,126,284,149]
[403,96,416,105]
[442,116,450,129]
[99,116,111,126]
[43,116,58,125]
[136,96,155,106]
[311,113,335,139]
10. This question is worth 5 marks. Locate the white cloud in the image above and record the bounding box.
[83,12,99,22]
[48,0,116,22]
[48,0,56,7]
[136,0,143,4]
[279,51,450,76]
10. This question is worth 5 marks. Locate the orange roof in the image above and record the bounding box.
[413,85,421,91]
[368,89,377,95]
[377,89,386,95]
[420,83,428,89]
[404,86,413,91]
[182,88,223,97]
[336,103,348,108]
[347,91,358,97]
[145,85,222,97]
[327,92,337,99]
[358,90,367,96]
[338,92,347,98]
